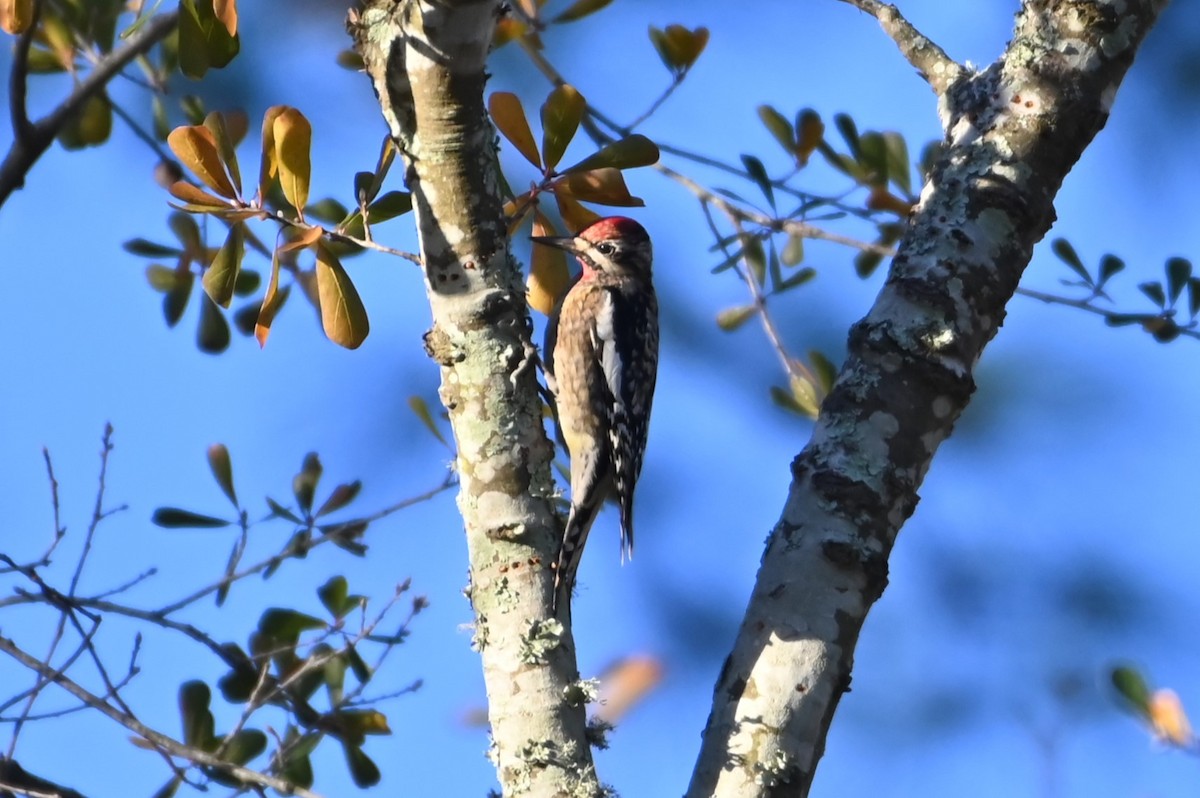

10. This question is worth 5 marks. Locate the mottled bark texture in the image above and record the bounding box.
[687,2,1167,797]
[350,2,598,796]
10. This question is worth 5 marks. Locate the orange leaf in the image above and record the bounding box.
[315,243,369,348]
[489,92,542,170]
[554,191,600,232]
[1149,689,1193,746]
[278,225,324,254]
[168,181,228,208]
[528,212,569,315]
[594,655,664,723]
[255,249,283,347]
[0,0,34,34]
[168,125,238,199]
[213,0,237,36]
[559,168,644,207]
[273,108,312,214]
[258,105,288,201]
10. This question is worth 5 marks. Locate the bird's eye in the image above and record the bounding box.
[595,242,616,255]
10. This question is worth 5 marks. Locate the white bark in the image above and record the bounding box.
[352,2,599,796]
[687,1,1168,796]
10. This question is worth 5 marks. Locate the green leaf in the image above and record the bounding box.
[1051,239,1090,284]
[1097,254,1125,286]
[163,268,194,327]
[647,24,709,74]
[1165,257,1191,305]
[265,496,301,523]
[293,452,322,513]
[781,233,805,267]
[178,0,239,79]
[716,305,756,332]
[202,222,244,308]
[560,134,660,175]
[315,243,370,348]
[308,197,350,224]
[152,507,230,529]
[258,607,327,644]
[1111,665,1151,715]
[777,266,817,292]
[366,191,413,224]
[742,236,766,285]
[740,154,774,208]
[125,238,183,258]
[540,84,586,171]
[809,349,838,393]
[58,92,112,150]
[408,395,448,445]
[882,131,911,195]
[316,481,362,518]
[347,644,372,683]
[552,0,613,23]
[854,248,884,279]
[757,105,795,156]
[223,729,267,766]
[318,576,350,618]
[344,744,381,788]
[833,113,861,158]
[234,268,260,297]
[203,111,242,196]
[336,709,392,744]
[857,131,889,188]
[146,264,179,293]
[206,443,238,506]
[197,292,231,353]
[178,681,215,749]
[1138,281,1167,309]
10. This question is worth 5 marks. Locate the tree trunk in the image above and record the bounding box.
[352,2,599,795]
[687,1,1168,796]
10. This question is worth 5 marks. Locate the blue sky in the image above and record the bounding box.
[2,1,1200,796]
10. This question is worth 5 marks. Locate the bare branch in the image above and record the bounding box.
[0,636,326,798]
[838,0,964,95]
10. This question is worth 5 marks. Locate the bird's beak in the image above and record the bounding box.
[530,234,585,255]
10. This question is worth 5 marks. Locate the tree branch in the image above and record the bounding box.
[838,0,964,95]
[0,635,325,798]
[0,10,179,209]
[351,2,596,796]
[687,2,1168,796]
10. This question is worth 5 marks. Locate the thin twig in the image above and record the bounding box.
[152,470,455,617]
[1016,287,1200,341]
[838,0,964,95]
[0,636,327,798]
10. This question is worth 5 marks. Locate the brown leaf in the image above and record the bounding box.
[273,108,312,214]
[168,181,228,208]
[528,212,569,316]
[167,125,238,199]
[559,168,644,207]
[0,0,35,34]
[489,92,541,170]
[213,0,238,36]
[315,243,369,348]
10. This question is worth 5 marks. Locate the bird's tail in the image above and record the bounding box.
[553,499,603,618]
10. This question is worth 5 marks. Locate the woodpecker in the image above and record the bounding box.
[532,217,659,614]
